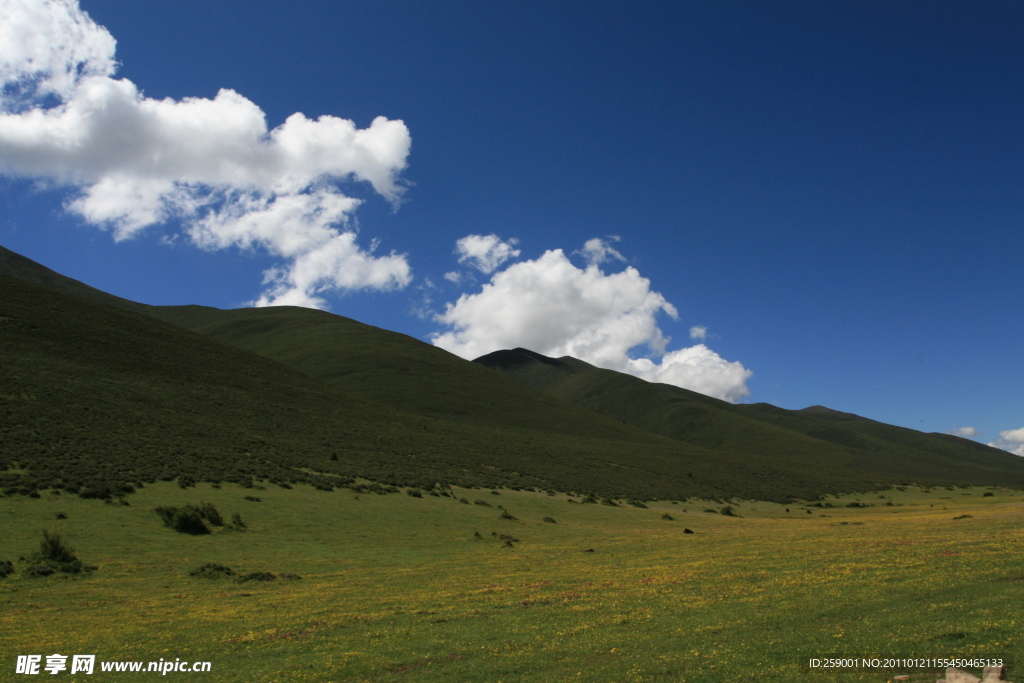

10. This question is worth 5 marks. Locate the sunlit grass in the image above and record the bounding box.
[2,484,1022,681]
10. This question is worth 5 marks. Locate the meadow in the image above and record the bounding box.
[2,483,1022,682]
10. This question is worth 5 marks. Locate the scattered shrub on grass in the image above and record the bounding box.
[703,508,717,514]
[473,499,491,507]
[429,491,440,497]
[0,560,13,578]
[661,513,675,521]
[178,476,195,489]
[581,495,598,504]
[846,502,869,508]
[491,532,519,543]
[155,504,224,535]
[243,495,261,502]
[230,513,246,529]
[39,530,77,564]
[189,563,235,579]
[953,514,973,520]
[236,571,276,583]
[24,563,56,577]
[500,510,517,520]
[490,490,500,496]
[600,498,619,507]
[407,489,423,498]
[459,497,469,504]
[279,573,301,580]
[720,505,736,516]
[983,492,994,497]
[55,512,67,519]
[25,531,94,575]
[542,516,557,523]
[683,528,695,534]
[628,500,648,509]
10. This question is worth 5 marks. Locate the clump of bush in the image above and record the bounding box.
[500,510,518,520]
[243,495,261,502]
[720,505,736,517]
[236,571,276,583]
[189,563,235,579]
[24,531,95,576]
[407,489,423,498]
[628,500,648,509]
[661,513,675,521]
[0,560,14,578]
[229,512,246,530]
[154,502,224,535]
[953,514,973,520]
[473,499,492,507]
[542,516,557,523]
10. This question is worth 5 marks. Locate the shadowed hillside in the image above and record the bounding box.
[4,244,1024,500]
[474,348,1024,486]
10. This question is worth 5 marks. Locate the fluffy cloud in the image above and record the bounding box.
[577,236,624,265]
[946,426,979,438]
[989,428,1024,457]
[0,0,411,307]
[432,244,752,402]
[689,325,708,341]
[455,234,520,274]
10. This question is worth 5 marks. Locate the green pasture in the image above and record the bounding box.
[1,484,1022,682]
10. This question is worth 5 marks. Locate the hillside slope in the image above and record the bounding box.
[474,348,1024,486]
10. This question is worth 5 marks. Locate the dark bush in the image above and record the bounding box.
[407,489,423,498]
[983,492,994,497]
[500,510,517,520]
[661,513,675,520]
[542,516,557,523]
[243,496,261,502]
[720,505,736,516]
[581,495,598,504]
[0,560,13,578]
[490,490,500,496]
[230,512,246,529]
[39,530,76,564]
[279,573,301,580]
[473,499,491,507]
[703,508,717,513]
[24,563,56,578]
[236,571,276,583]
[629,500,648,509]
[56,512,67,520]
[600,498,619,506]
[155,506,209,535]
[189,563,235,579]
[459,497,469,504]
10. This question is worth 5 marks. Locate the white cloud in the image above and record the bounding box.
[946,426,979,438]
[989,427,1024,456]
[455,234,520,274]
[577,236,625,265]
[432,243,752,402]
[0,0,412,308]
[689,325,707,341]
[443,271,462,283]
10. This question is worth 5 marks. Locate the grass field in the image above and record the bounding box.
[2,484,1022,682]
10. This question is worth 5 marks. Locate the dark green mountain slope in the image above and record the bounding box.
[3,272,854,501]
[474,348,1024,486]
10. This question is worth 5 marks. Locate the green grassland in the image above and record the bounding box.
[2,483,1022,682]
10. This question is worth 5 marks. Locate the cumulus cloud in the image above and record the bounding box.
[432,243,752,402]
[455,234,520,274]
[689,325,707,341]
[0,0,412,307]
[577,236,625,265]
[946,426,979,438]
[989,428,1024,457]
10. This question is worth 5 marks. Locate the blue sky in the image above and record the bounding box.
[1,1,1022,451]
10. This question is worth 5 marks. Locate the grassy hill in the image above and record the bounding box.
[4,244,1024,502]
[474,348,1024,487]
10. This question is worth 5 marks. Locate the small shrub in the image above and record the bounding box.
[490,490,501,496]
[459,497,469,504]
[230,512,246,529]
[155,506,209,535]
[600,498,619,507]
[720,505,736,517]
[846,502,869,508]
[542,516,557,523]
[0,560,13,578]
[178,476,195,489]
[189,563,235,579]
[24,563,56,578]
[683,528,695,534]
[55,512,67,520]
[236,571,276,583]
[581,495,598,504]
[197,502,224,526]
[407,489,423,498]
[279,573,301,580]
[703,508,717,514]
[661,513,675,521]
[243,496,261,502]
[500,510,517,520]
[473,499,492,507]
[953,514,973,520]
[628,500,648,509]
[39,530,76,564]
[983,492,994,497]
